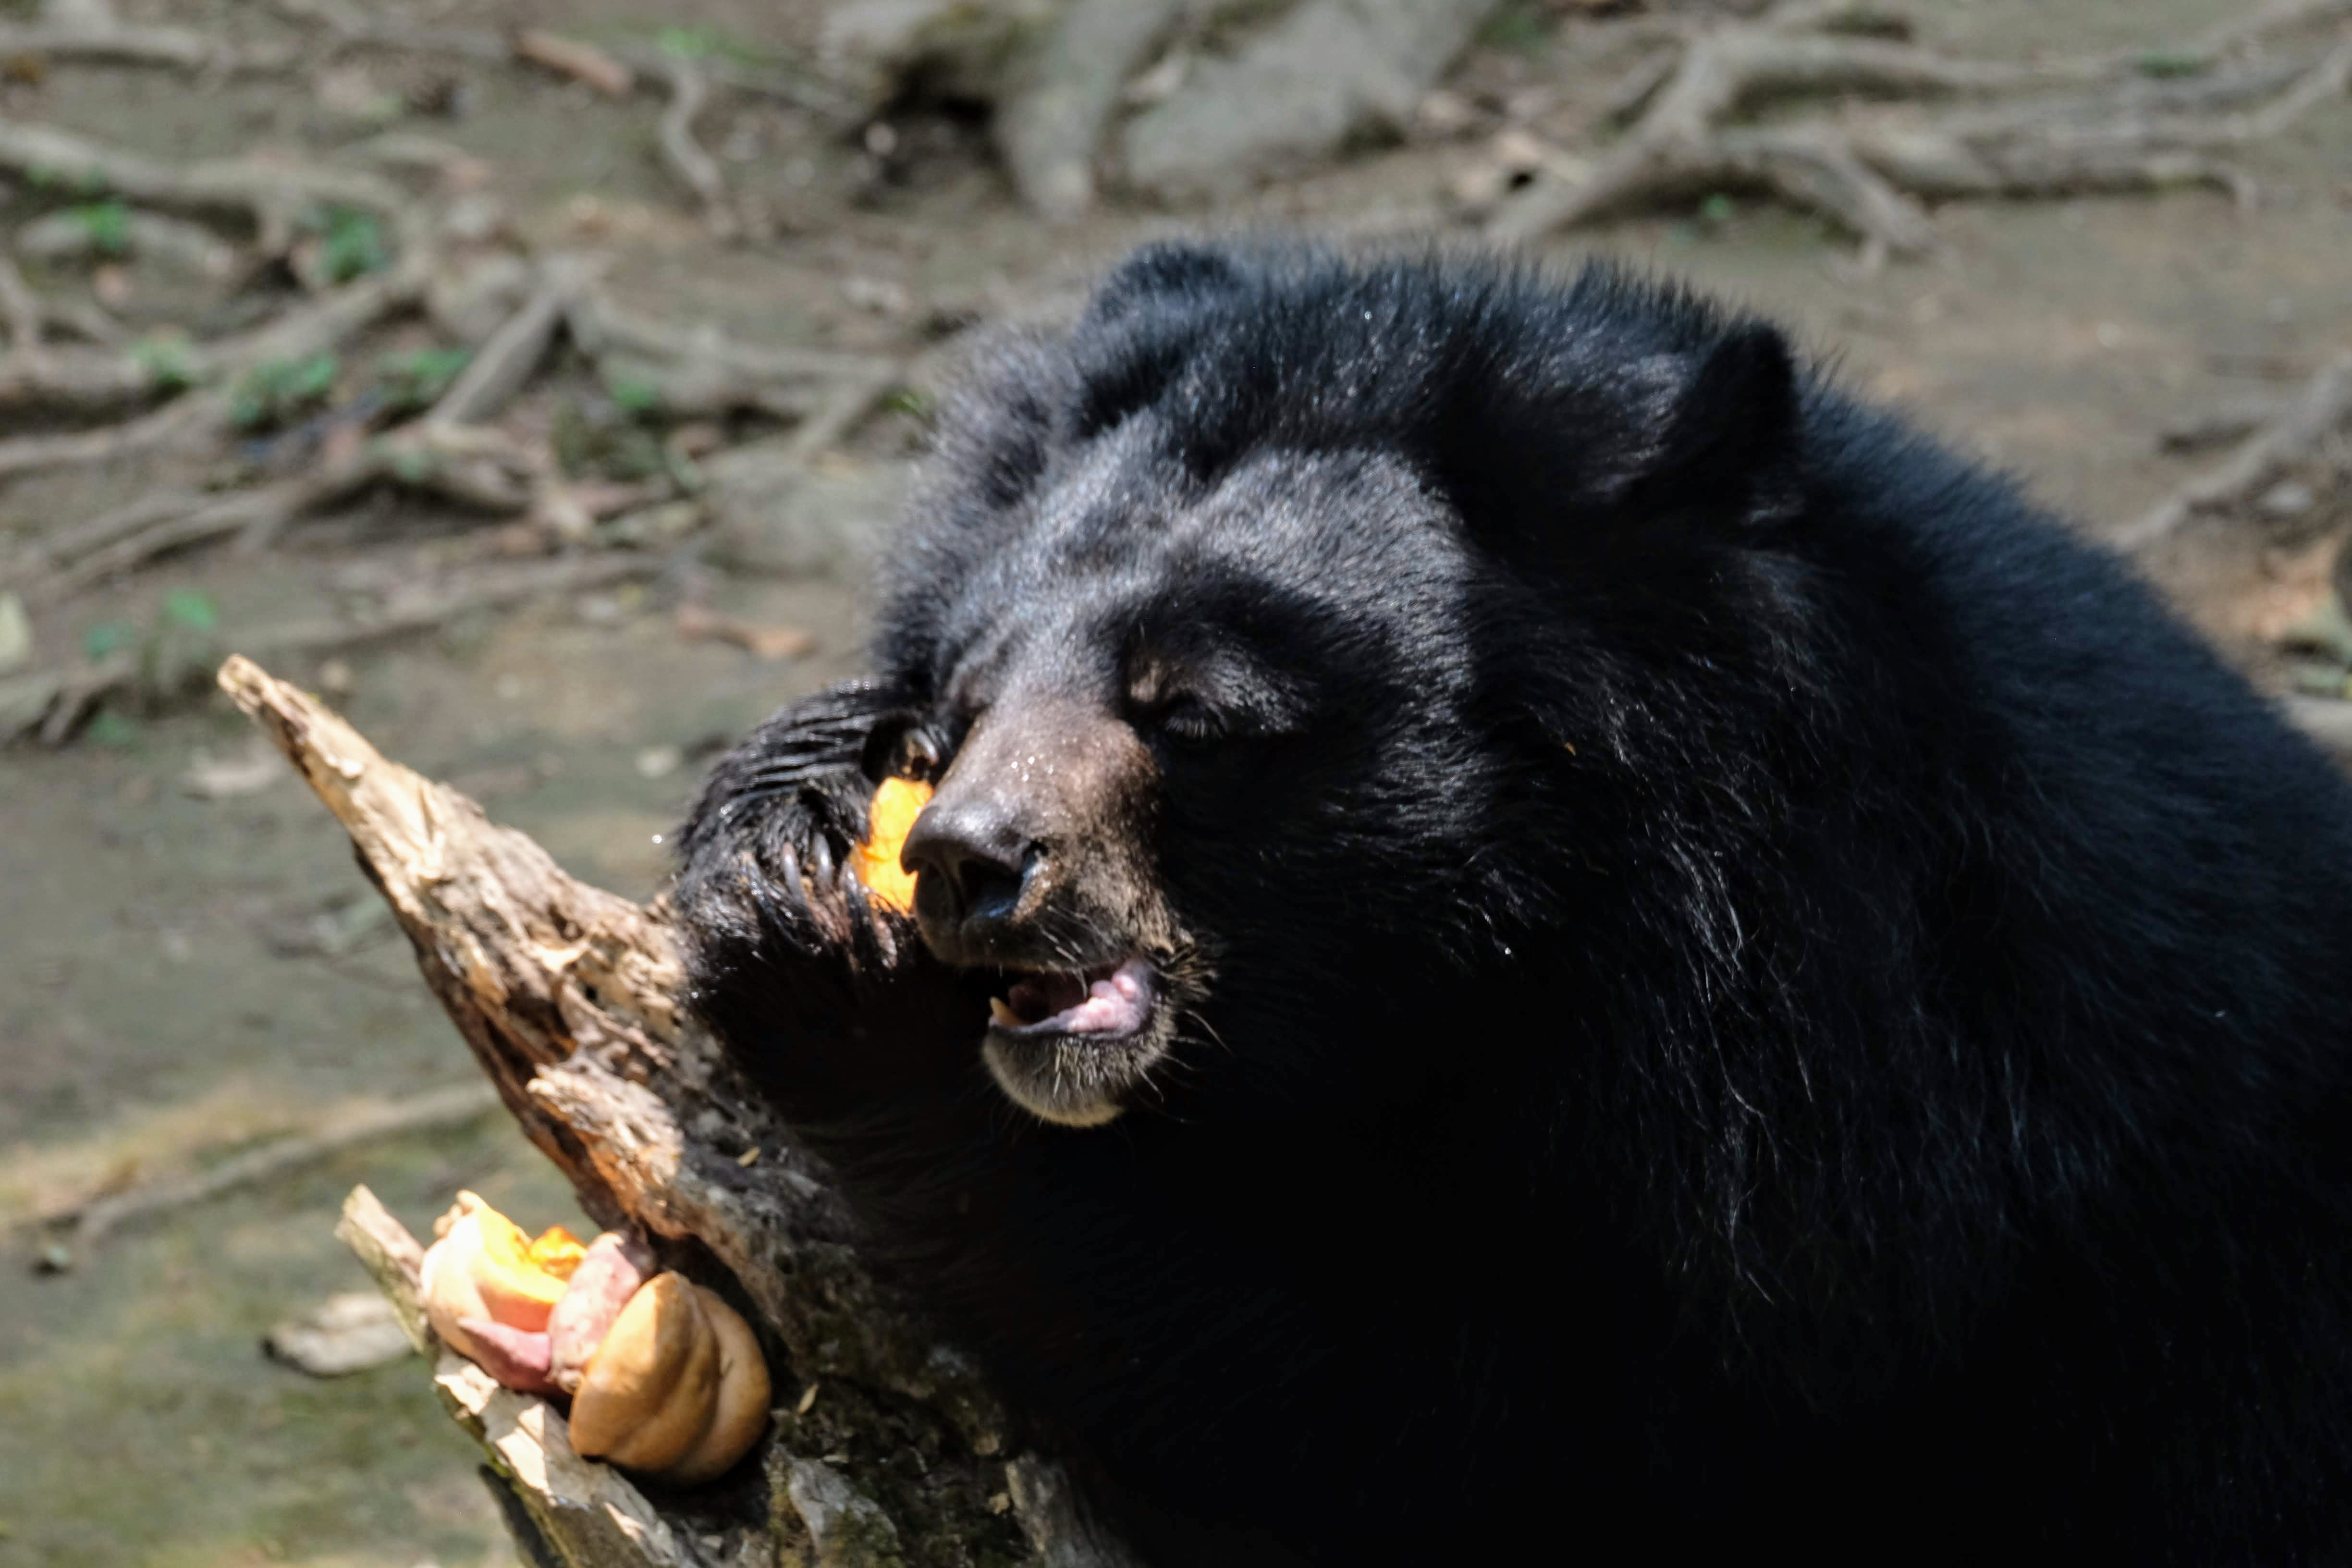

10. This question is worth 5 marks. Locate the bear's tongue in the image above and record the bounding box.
[992,959,1151,1036]
[1005,972,1085,1020]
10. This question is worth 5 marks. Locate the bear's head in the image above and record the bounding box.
[869,241,1817,1130]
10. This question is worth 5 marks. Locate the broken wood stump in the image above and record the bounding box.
[219,654,1130,1568]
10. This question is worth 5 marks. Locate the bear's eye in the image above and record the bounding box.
[1144,694,1225,746]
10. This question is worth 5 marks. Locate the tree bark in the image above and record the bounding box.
[219,655,1129,1568]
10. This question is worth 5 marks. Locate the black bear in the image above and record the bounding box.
[674,240,2352,1564]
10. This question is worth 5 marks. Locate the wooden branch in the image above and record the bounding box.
[31,1084,499,1267]
[0,125,430,482]
[13,421,542,603]
[997,0,1184,220]
[425,257,597,428]
[1,555,667,745]
[1484,1,2352,255]
[652,57,736,238]
[0,120,415,257]
[0,16,290,72]
[2117,351,2352,552]
[219,655,1124,1568]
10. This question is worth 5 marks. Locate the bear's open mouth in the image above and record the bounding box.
[987,956,1157,1041]
[979,954,1168,1128]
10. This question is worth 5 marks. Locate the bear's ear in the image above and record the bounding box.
[1626,321,1800,518]
[1433,315,1805,568]
[1080,240,1252,331]
[1067,241,1263,444]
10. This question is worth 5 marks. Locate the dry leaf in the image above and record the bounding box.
[514,30,634,97]
[675,602,816,662]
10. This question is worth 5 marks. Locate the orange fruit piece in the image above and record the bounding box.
[852,776,933,914]
[528,1225,588,1281]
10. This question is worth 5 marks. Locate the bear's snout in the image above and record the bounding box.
[899,791,1035,943]
[898,692,1157,971]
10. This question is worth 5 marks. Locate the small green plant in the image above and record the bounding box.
[83,620,134,662]
[1477,1,1551,53]
[372,346,473,414]
[129,331,200,394]
[304,206,390,283]
[381,437,437,487]
[28,163,109,196]
[2137,49,2205,78]
[230,353,341,431]
[159,589,219,636]
[652,24,768,65]
[71,200,131,257]
[139,588,223,708]
[554,395,667,481]
[604,372,663,418]
[83,709,141,747]
[878,384,935,421]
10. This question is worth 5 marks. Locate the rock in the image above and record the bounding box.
[182,739,286,800]
[1120,0,1502,200]
[265,1292,416,1377]
[2260,479,2319,519]
[703,446,909,579]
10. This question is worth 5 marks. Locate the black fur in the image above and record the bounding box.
[676,241,2352,1564]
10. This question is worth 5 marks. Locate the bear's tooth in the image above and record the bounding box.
[989,997,1021,1028]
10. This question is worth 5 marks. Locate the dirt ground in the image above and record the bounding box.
[1,0,2349,1563]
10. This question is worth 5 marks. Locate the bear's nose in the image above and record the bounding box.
[899,800,1032,932]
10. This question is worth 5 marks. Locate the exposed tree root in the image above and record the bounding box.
[421,255,598,428]
[0,120,417,260]
[24,424,543,603]
[0,119,434,496]
[0,390,222,482]
[0,258,49,365]
[1486,0,2352,257]
[2117,353,2352,553]
[998,0,1185,220]
[653,56,745,239]
[0,110,895,613]
[2161,396,2294,454]
[0,270,894,602]
[7,489,200,583]
[0,0,291,74]
[0,250,430,480]
[5,551,675,745]
[17,206,240,279]
[30,1083,500,1266]
[266,0,858,123]
[0,102,905,740]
